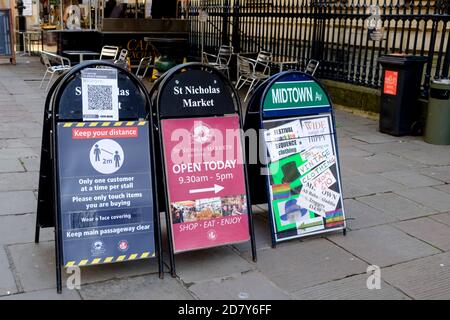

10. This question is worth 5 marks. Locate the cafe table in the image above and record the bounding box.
[63,50,101,63]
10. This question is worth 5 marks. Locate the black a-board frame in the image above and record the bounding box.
[35,61,164,293]
[148,63,257,276]
[244,71,347,248]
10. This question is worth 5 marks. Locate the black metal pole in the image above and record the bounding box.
[231,0,240,53]
[234,71,257,263]
[51,112,63,294]
[34,221,40,243]
[153,72,177,277]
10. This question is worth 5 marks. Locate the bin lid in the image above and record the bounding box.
[378,54,427,66]
[431,79,450,90]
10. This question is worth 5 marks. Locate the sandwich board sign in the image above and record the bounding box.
[154,63,256,274]
[57,121,155,267]
[36,61,162,293]
[250,71,346,246]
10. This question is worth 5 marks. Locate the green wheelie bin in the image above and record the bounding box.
[424,79,450,144]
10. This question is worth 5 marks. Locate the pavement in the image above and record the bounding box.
[1,56,450,300]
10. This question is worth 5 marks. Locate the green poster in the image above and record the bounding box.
[264,114,346,242]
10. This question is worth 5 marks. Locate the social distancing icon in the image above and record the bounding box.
[89,139,124,174]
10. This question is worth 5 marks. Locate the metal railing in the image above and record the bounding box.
[188,0,450,95]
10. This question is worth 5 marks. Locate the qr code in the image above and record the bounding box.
[87,85,113,111]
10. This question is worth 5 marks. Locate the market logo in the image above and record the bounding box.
[207,229,217,241]
[118,240,129,252]
[91,240,106,256]
[192,123,211,144]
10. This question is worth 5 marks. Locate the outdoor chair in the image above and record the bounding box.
[256,50,273,66]
[99,45,119,60]
[202,45,234,78]
[113,49,129,70]
[135,43,159,81]
[39,51,72,91]
[236,55,271,102]
[304,59,319,76]
[116,49,128,62]
[135,56,155,80]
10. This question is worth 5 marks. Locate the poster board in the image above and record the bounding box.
[161,115,250,253]
[57,121,156,267]
[260,72,346,244]
[154,63,257,274]
[23,0,33,16]
[35,61,162,293]
[0,9,15,64]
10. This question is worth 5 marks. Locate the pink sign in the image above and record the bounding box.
[161,115,250,253]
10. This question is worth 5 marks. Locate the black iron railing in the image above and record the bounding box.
[188,0,450,95]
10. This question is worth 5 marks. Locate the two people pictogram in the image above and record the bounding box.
[94,144,121,168]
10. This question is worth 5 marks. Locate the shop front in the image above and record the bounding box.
[38,0,189,66]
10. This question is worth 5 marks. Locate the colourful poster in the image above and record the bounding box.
[264,114,346,242]
[161,115,250,253]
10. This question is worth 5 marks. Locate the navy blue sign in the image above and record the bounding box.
[57,121,155,267]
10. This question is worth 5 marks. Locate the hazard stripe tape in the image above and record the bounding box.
[62,121,146,128]
[64,252,153,268]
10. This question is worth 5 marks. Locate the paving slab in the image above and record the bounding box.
[8,241,159,292]
[339,146,374,157]
[420,166,450,183]
[0,147,39,159]
[0,213,53,244]
[340,166,362,178]
[0,191,37,216]
[188,271,291,300]
[394,187,450,213]
[79,274,194,300]
[0,247,18,296]
[343,199,397,230]
[353,141,422,154]
[429,212,450,227]
[174,246,255,284]
[329,225,440,267]
[0,128,24,139]
[342,173,404,198]
[0,159,25,173]
[0,138,41,149]
[393,218,450,251]
[351,133,403,144]
[392,148,450,166]
[434,184,450,194]
[336,136,370,149]
[19,156,40,172]
[232,215,272,253]
[340,153,420,175]
[357,192,436,221]
[383,252,450,299]
[248,238,367,293]
[0,172,38,192]
[0,288,81,300]
[380,170,444,188]
[292,273,410,300]
[338,123,378,134]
